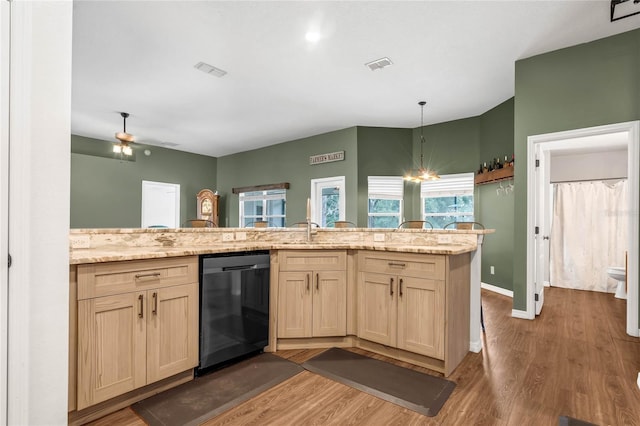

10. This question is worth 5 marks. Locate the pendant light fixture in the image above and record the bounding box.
[404,101,439,183]
[113,112,135,156]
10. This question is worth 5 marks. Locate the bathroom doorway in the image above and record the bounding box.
[526,121,639,337]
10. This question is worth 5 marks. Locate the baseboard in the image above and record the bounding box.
[481,282,513,298]
[469,340,482,353]
[511,309,532,320]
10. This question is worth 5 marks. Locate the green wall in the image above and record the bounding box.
[478,98,515,289]
[355,127,413,225]
[408,116,481,220]
[513,29,640,312]
[216,128,359,227]
[70,135,217,228]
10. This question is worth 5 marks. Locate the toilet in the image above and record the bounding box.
[606,266,627,299]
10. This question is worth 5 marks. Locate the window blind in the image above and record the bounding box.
[420,172,475,197]
[368,176,404,200]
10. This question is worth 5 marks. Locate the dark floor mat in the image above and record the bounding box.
[559,415,598,426]
[132,353,303,426]
[301,347,456,417]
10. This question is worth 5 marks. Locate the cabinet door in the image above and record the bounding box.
[147,283,199,383]
[397,276,445,359]
[357,272,396,346]
[77,292,146,410]
[312,270,346,337]
[277,271,313,338]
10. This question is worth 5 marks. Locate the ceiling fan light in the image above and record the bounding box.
[113,144,122,153]
[122,145,133,156]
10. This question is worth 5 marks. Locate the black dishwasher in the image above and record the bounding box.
[197,251,270,375]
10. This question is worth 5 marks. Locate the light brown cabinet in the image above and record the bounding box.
[277,250,347,338]
[357,251,469,375]
[74,256,199,410]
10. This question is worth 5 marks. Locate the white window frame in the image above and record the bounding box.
[310,176,345,227]
[421,172,475,228]
[367,176,404,228]
[239,189,286,227]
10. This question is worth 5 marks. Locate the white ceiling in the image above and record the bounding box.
[71,1,640,158]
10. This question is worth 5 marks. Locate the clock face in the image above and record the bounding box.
[202,198,212,214]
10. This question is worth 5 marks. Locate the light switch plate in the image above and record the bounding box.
[222,233,234,241]
[235,232,247,241]
[373,233,385,242]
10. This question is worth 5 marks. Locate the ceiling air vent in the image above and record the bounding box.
[194,62,227,78]
[365,57,393,71]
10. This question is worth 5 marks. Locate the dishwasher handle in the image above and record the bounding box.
[222,264,259,272]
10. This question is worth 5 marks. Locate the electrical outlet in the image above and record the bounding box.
[437,234,452,244]
[235,232,247,241]
[373,233,385,242]
[222,233,234,242]
[490,266,495,275]
[70,235,90,249]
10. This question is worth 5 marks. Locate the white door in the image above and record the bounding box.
[141,181,181,228]
[0,1,9,420]
[310,176,345,227]
[533,147,547,315]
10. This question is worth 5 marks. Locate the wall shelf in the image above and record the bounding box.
[475,166,514,185]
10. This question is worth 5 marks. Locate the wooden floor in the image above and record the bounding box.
[87,287,640,426]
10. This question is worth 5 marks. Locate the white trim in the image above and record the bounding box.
[481,282,513,298]
[512,309,532,319]
[7,2,72,424]
[469,341,482,353]
[526,121,640,337]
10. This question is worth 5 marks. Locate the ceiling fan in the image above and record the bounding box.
[113,112,135,156]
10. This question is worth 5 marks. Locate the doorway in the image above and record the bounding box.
[310,176,345,227]
[526,121,639,337]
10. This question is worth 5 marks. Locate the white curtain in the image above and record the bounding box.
[550,180,628,292]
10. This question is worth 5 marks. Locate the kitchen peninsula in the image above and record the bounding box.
[68,227,491,424]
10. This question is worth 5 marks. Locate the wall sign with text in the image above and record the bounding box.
[309,151,345,165]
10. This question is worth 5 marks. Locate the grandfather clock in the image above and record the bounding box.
[196,189,220,227]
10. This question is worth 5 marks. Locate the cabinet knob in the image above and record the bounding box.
[390,278,394,296]
[399,278,403,297]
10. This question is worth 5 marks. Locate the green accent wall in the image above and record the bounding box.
[514,29,640,314]
[70,135,217,228]
[216,128,359,227]
[355,127,413,225]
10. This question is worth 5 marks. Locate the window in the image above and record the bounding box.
[311,176,345,227]
[421,173,474,229]
[239,189,286,227]
[368,176,403,228]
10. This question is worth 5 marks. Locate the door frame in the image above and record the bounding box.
[310,176,345,226]
[526,121,639,337]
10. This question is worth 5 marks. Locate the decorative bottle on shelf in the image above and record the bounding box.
[495,157,502,169]
[510,154,515,167]
[504,155,509,167]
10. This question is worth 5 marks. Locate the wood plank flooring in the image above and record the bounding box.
[86,287,640,426]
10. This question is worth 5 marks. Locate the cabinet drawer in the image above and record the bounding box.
[77,256,198,300]
[357,251,445,280]
[278,250,346,272]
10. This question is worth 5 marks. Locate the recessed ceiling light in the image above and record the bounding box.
[365,57,393,71]
[305,31,321,43]
[194,61,227,78]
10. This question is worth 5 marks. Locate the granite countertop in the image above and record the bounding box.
[69,228,493,264]
[70,242,477,264]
